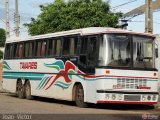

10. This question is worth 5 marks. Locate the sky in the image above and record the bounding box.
[0,0,160,37]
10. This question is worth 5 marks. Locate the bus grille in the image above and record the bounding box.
[117,78,147,89]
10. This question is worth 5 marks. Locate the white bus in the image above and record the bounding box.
[3,27,159,107]
[155,34,160,94]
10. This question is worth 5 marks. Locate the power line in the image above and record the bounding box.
[0,17,6,24]
[154,9,160,12]
[128,20,160,24]
[111,0,138,10]
[154,18,160,21]
[153,22,160,24]
[0,17,15,32]
[128,20,144,22]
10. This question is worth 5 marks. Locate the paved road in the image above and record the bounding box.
[0,93,159,120]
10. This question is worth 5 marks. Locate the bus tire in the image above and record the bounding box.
[75,84,88,108]
[25,80,32,100]
[17,80,25,99]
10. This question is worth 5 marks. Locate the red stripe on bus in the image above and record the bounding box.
[95,75,158,80]
[42,76,53,89]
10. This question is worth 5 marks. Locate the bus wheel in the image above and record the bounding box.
[75,84,88,108]
[17,80,25,99]
[25,81,32,100]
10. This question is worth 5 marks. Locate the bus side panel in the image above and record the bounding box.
[31,75,76,101]
[85,78,97,103]
[3,59,86,101]
[3,78,17,93]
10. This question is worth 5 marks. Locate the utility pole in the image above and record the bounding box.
[14,0,20,37]
[6,0,10,38]
[145,0,153,33]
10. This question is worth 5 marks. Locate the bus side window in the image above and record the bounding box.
[18,44,23,59]
[47,39,56,56]
[79,37,88,65]
[35,40,46,57]
[25,42,34,58]
[62,36,78,56]
[4,44,13,59]
[13,43,19,59]
[88,36,97,66]
[47,39,63,57]
[62,37,70,56]
[80,37,87,54]
[36,41,42,57]
[28,42,34,57]
[56,39,61,56]
[41,41,46,57]
[25,42,29,58]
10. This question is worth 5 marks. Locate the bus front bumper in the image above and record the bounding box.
[96,90,159,105]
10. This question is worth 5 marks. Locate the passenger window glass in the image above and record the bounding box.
[35,41,46,57]
[36,41,41,57]
[80,37,87,54]
[41,41,46,57]
[88,37,97,66]
[62,36,78,56]
[4,44,13,59]
[107,35,131,67]
[13,44,18,58]
[25,42,34,58]
[19,44,23,59]
[47,39,55,56]
[133,36,153,68]
[47,39,61,56]
[28,42,34,57]
[13,43,23,59]
[56,39,61,56]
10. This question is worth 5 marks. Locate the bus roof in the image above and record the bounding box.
[6,27,155,43]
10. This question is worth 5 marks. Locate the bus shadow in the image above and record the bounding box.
[29,96,157,110]
[32,95,156,110]
[90,104,155,111]
[33,96,76,107]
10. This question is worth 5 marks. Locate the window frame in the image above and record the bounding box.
[34,39,47,58]
[24,41,34,59]
[12,42,24,59]
[4,43,13,59]
[46,37,62,58]
[62,35,79,57]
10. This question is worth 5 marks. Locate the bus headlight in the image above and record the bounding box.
[152,95,157,101]
[147,95,151,101]
[105,94,110,100]
[112,94,116,100]
[142,95,146,101]
[118,94,122,100]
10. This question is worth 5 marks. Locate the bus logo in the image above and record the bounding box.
[20,62,37,69]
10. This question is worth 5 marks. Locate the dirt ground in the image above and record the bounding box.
[0,93,159,115]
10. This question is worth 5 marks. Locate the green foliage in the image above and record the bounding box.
[0,28,6,47]
[0,50,3,59]
[24,0,122,35]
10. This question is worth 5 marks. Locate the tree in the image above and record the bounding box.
[24,0,122,35]
[0,51,3,59]
[0,28,6,47]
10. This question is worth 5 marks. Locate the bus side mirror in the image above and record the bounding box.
[155,48,158,58]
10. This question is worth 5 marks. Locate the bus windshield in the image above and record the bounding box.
[98,34,155,69]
